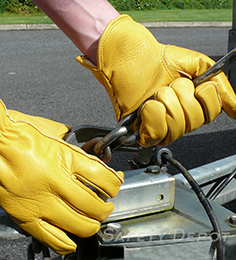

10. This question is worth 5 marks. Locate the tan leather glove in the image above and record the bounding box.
[0,100,124,255]
[77,14,236,147]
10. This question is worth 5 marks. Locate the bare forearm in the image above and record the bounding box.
[31,0,120,64]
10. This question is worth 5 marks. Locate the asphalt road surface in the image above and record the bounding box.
[0,26,236,259]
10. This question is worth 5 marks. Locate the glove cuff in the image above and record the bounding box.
[76,15,164,121]
[76,15,133,120]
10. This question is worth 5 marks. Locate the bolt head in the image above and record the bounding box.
[146,165,160,173]
[106,223,122,235]
[229,215,236,225]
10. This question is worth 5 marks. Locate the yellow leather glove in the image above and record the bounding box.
[77,14,236,147]
[8,110,71,139]
[0,100,124,255]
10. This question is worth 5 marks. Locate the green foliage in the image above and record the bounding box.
[0,0,233,14]
[108,0,233,10]
[158,0,232,9]
[0,0,10,13]
[0,0,43,14]
[108,0,166,11]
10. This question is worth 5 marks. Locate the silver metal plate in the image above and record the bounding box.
[104,167,175,222]
[98,184,236,259]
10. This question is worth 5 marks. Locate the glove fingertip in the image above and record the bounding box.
[117,171,124,182]
[139,100,168,146]
[32,220,77,255]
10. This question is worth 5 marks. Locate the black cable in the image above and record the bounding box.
[208,168,236,200]
[162,153,224,260]
[205,176,226,198]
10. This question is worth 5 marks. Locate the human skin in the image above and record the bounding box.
[31,0,120,64]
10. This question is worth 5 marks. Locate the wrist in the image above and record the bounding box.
[31,0,120,64]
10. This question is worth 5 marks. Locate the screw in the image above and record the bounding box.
[229,215,236,225]
[106,223,123,235]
